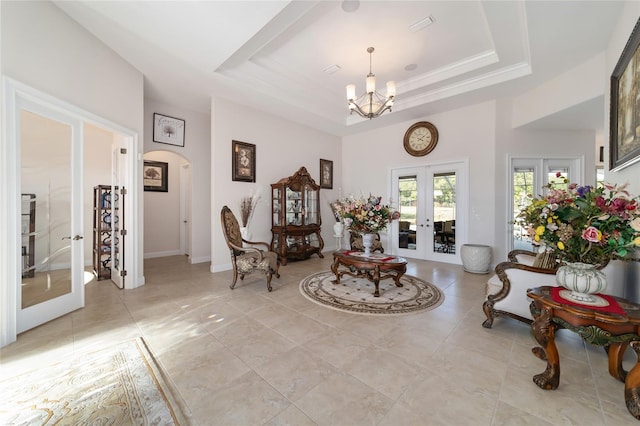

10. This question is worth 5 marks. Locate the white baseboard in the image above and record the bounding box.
[144,250,182,259]
[211,263,232,273]
[189,256,211,264]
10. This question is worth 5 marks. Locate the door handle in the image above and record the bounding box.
[63,235,83,240]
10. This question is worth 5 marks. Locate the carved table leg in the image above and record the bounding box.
[331,258,341,284]
[624,341,640,420]
[393,267,406,288]
[372,266,381,297]
[531,305,560,390]
[608,342,629,382]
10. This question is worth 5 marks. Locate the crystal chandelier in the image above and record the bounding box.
[346,47,396,119]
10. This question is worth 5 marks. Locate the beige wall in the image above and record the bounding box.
[211,98,343,272]
[143,99,211,263]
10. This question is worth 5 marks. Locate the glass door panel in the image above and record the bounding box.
[397,175,418,251]
[433,172,456,255]
[20,111,73,309]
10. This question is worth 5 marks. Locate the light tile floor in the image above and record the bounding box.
[2,254,638,425]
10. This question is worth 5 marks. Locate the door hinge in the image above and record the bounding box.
[120,187,127,195]
[120,148,127,154]
[120,270,127,277]
[121,229,127,236]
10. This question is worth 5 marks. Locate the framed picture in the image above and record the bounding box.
[143,161,168,192]
[610,18,640,171]
[320,159,333,189]
[153,113,185,147]
[232,140,256,182]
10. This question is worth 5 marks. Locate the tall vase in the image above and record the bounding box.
[362,233,375,256]
[240,226,250,241]
[555,262,607,302]
[333,222,344,251]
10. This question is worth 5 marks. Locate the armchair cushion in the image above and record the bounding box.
[236,251,278,274]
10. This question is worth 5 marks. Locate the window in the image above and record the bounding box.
[509,157,582,252]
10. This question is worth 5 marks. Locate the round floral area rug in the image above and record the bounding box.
[299,271,445,315]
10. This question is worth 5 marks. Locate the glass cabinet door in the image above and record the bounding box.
[272,187,281,226]
[286,187,302,226]
[304,185,318,225]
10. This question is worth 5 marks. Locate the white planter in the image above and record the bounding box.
[461,244,492,274]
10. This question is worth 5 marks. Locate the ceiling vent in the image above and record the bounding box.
[409,15,435,32]
[323,64,341,75]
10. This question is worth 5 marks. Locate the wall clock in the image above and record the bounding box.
[403,121,439,157]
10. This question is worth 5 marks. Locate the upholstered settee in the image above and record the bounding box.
[482,250,626,328]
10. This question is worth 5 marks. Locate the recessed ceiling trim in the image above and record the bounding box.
[398,62,532,110]
[400,50,500,93]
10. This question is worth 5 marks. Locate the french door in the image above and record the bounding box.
[390,161,467,263]
[16,96,85,333]
[509,157,582,253]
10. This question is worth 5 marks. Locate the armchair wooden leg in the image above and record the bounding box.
[482,300,494,329]
[230,268,239,289]
[266,272,273,292]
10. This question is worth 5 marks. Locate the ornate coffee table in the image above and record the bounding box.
[527,286,640,420]
[331,250,407,297]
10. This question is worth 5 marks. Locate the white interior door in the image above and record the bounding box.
[110,143,126,289]
[17,98,84,333]
[391,161,466,263]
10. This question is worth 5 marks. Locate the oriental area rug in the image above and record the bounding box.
[0,337,190,425]
[300,271,445,315]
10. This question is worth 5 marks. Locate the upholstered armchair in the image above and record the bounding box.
[482,250,626,329]
[349,230,384,253]
[220,206,280,292]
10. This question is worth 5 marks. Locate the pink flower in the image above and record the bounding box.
[581,226,602,243]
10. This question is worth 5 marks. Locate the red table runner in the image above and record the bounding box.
[551,286,626,315]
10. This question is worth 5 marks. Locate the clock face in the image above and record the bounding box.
[409,128,432,150]
[403,122,438,156]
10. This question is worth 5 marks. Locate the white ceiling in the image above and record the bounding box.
[53,0,624,137]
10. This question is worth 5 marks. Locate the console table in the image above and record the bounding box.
[527,286,640,420]
[331,250,407,297]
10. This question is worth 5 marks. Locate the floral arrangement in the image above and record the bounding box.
[332,194,400,233]
[516,176,640,266]
[240,194,259,227]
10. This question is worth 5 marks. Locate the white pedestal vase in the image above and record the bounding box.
[240,226,251,242]
[362,233,375,255]
[555,262,607,302]
[333,222,344,251]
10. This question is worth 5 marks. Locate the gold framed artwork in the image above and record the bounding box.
[610,18,640,171]
[320,159,333,189]
[232,140,256,182]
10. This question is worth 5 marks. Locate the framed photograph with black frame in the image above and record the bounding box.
[143,161,168,192]
[320,159,333,189]
[610,18,640,171]
[232,140,256,182]
[153,113,185,147]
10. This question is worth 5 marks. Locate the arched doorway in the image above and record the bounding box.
[143,150,192,260]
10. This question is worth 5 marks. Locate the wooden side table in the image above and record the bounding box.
[527,286,640,420]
